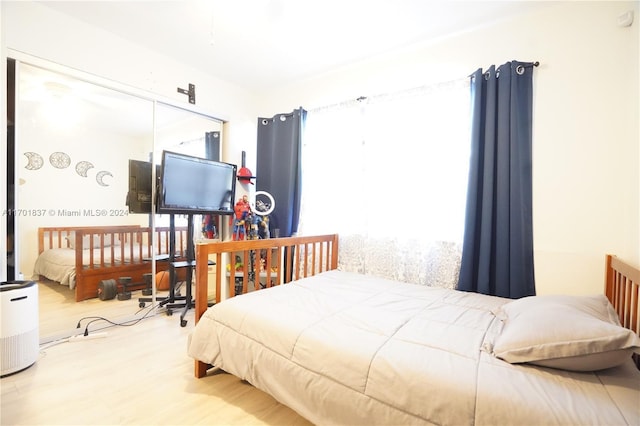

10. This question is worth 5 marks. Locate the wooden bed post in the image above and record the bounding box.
[332,234,339,270]
[605,254,615,303]
[194,243,209,324]
[194,242,212,378]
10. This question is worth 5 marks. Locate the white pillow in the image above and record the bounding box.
[489,294,640,371]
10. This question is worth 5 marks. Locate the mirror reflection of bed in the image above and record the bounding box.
[14,62,223,340]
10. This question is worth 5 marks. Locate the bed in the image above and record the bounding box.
[35,225,188,302]
[188,235,640,425]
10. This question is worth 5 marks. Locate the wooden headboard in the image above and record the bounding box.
[605,254,640,368]
[193,234,339,377]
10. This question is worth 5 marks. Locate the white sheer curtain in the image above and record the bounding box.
[299,78,470,288]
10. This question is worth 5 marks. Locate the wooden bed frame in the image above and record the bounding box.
[192,241,639,377]
[606,254,640,368]
[37,225,188,302]
[194,234,339,378]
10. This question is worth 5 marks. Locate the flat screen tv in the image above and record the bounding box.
[126,159,159,214]
[158,150,237,215]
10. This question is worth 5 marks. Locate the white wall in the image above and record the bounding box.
[258,1,640,296]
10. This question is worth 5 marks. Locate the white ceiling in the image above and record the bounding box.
[39,0,553,92]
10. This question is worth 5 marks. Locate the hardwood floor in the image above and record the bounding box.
[1,283,311,425]
[37,279,151,340]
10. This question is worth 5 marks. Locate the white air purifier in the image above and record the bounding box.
[1,281,39,377]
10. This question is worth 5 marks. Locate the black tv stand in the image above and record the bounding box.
[168,214,196,327]
[138,214,210,327]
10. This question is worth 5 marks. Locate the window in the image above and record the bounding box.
[300,78,470,242]
[299,78,470,287]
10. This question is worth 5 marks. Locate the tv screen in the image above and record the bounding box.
[126,159,159,214]
[158,150,236,215]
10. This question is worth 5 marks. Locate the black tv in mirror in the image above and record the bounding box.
[126,159,159,214]
[158,150,237,215]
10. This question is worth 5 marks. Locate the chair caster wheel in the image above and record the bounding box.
[139,302,146,308]
[167,309,173,316]
[181,319,187,327]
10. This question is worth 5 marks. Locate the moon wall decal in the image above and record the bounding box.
[95,170,113,187]
[75,160,95,177]
[49,152,71,169]
[24,152,44,170]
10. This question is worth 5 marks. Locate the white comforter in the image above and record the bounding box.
[188,270,640,425]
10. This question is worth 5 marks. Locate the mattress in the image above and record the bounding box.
[188,270,640,425]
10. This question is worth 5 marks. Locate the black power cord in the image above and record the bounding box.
[75,302,160,336]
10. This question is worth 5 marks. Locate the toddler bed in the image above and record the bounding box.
[35,225,188,301]
[188,236,640,425]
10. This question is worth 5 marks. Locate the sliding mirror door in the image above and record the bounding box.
[15,62,154,338]
[13,61,224,339]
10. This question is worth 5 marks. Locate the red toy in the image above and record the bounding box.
[231,195,252,240]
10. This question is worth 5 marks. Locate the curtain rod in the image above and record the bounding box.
[468,61,540,79]
[515,61,540,75]
[309,76,468,114]
[310,62,539,113]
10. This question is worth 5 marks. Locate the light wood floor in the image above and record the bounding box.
[1,282,311,425]
[37,279,155,340]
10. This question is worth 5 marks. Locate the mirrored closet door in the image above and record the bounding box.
[10,60,222,339]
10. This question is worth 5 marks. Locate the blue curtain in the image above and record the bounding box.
[457,61,537,299]
[256,108,306,237]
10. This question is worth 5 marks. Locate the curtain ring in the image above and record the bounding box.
[261,119,269,125]
[484,71,490,80]
[516,65,525,75]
